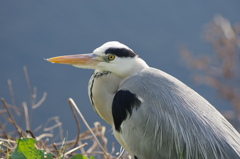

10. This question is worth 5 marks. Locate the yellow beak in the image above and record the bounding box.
[46,53,102,68]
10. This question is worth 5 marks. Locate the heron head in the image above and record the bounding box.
[47,41,148,77]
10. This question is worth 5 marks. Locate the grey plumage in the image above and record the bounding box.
[90,67,240,158]
[47,41,240,159]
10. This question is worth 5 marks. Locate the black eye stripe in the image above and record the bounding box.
[105,48,137,58]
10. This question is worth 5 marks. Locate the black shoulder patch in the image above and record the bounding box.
[105,48,137,57]
[112,90,141,132]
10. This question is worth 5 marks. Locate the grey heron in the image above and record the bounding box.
[47,41,240,159]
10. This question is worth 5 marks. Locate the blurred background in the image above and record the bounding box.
[0,0,239,155]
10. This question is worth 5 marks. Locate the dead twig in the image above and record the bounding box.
[1,98,22,136]
[26,130,36,139]
[32,92,47,109]
[43,116,62,132]
[64,143,88,156]
[0,124,8,139]
[36,133,53,141]
[68,98,109,158]
[53,143,60,156]
[68,98,81,149]
[94,122,108,151]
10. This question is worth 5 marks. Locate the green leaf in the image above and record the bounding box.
[10,138,53,159]
[10,149,26,159]
[70,154,94,159]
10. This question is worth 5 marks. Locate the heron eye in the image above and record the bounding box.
[108,54,115,61]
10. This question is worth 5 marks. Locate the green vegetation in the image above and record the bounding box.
[10,138,52,159]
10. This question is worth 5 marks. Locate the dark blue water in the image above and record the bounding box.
[1,0,239,153]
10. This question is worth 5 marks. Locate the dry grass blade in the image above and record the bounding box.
[1,98,22,136]
[0,138,16,144]
[0,124,8,139]
[64,143,88,156]
[22,102,30,130]
[68,98,108,158]
[23,66,35,106]
[32,92,47,109]
[95,122,107,151]
[116,147,125,159]
[68,98,81,149]
[43,116,62,131]
[36,133,53,141]
[86,139,98,153]
[53,143,60,156]
[7,79,19,115]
